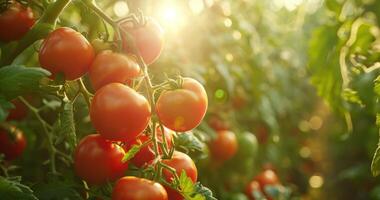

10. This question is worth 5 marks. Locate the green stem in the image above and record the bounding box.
[0,0,72,66]
[77,78,93,109]
[19,96,57,173]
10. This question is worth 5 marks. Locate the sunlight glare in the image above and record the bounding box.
[113,1,129,17]
[159,4,186,29]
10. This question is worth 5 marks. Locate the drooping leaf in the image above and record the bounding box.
[0,65,50,100]
[308,24,345,113]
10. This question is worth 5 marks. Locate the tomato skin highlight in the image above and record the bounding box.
[39,27,95,80]
[162,151,198,200]
[112,176,168,200]
[120,18,164,65]
[124,126,173,168]
[0,2,35,42]
[89,50,140,90]
[90,83,151,141]
[0,126,26,160]
[156,78,208,132]
[210,130,238,161]
[74,134,128,185]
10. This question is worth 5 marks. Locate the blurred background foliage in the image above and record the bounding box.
[3,0,380,199]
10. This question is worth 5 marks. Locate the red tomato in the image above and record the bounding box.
[7,99,28,121]
[112,176,168,200]
[162,151,197,200]
[39,27,95,80]
[0,126,26,160]
[90,83,151,141]
[156,78,208,132]
[125,126,173,168]
[0,2,35,42]
[119,18,164,65]
[209,130,238,161]
[89,50,141,90]
[255,169,280,190]
[245,181,261,200]
[74,134,128,185]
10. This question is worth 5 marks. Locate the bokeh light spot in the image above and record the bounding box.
[309,175,324,188]
[215,89,225,99]
[113,1,129,17]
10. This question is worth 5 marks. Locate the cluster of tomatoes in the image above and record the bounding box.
[0,1,210,199]
[33,5,207,200]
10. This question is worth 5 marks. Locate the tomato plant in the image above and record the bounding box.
[112,176,168,200]
[0,2,35,42]
[39,27,95,80]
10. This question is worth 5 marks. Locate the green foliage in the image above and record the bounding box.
[0,65,50,100]
[0,176,38,200]
[178,171,216,200]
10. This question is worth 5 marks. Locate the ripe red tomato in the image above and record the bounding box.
[119,18,164,65]
[209,130,238,161]
[245,181,261,200]
[156,78,208,132]
[39,27,95,80]
[255,169,280,190]
[112,176,168,200]
[0,2,35,42]
[7,99,28,121]
[89,50,141,90]
[90,83,151,141]
[0,126,26,160]
[124,126,173,168]
[74,134,128,185]
[162,151,197,200]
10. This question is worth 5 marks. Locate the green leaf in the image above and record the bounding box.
[308,25,344,113]
[122,144,141,163]
[177,172,216,200]
[54,101,76,151]
[342,88,364,106]
[0,96,14,122]
[174,132,205,154]
[33,180,82,200]
[0,65,50,100]
[0,176,38,200]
